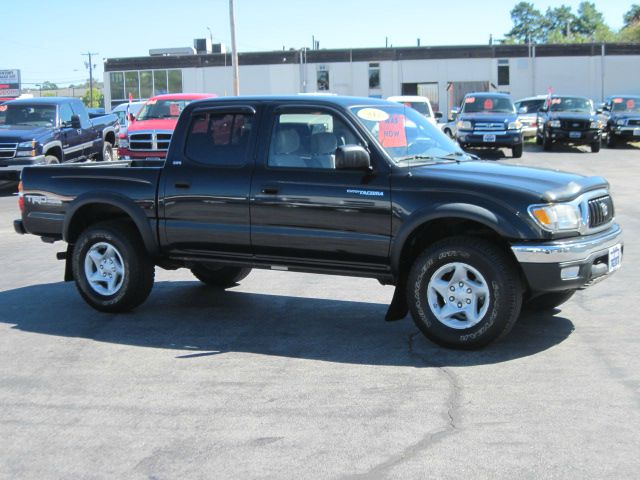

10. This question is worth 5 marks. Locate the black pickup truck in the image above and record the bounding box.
[602,95,640,148]
[536,95,603,152]
[14,95,623,349]
[0,97,118,182]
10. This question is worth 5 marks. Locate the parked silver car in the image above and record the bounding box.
[514,95,547,138]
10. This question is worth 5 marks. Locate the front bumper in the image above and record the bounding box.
[511,224,623,292]
[548,128,600,145]
[458,130,522,148]
[0,155,46,180]
[613,126,640,140]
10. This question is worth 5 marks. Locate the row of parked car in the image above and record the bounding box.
[400,92,640,157]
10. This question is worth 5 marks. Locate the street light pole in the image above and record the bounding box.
[82,52,98,106]
[229,0,240,95]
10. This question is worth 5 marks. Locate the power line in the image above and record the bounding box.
[81,52,99,106]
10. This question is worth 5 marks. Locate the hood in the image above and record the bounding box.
[609,112,640,121]
[127,118,178,133]
[407,160,608,203]
[548,112,594,121]
[460,112,518,124]
[0,124,51,142]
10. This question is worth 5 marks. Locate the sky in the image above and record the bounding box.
[1,0,634,87]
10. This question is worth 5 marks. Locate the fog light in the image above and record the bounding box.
[561,266,580,280]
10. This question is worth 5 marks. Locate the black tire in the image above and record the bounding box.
[406,237,523,349]
[72,221,154,312]
[525,290,576,312]
[543,131,553,151]
[536,134,543,146]
[191,264,251,288]
[591,139,601,153]
[45,155,59,164]
[97,141,113,161]
[444,128,453,139]
[512,144,523,158]
[607,132,617,148]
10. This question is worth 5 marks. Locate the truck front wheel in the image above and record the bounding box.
[191,264,251,288]
[72,222,154,312]
[97,141,113,161]
[406,237,522,349]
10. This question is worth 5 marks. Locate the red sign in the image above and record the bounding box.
[483,99,494,110]
[379,114,407,148]
[627,99,635,109]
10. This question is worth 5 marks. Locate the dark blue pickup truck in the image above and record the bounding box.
[455,92,524,158]
[0,97,118,181]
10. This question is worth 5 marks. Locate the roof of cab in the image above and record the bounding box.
[187,94,401,109]
[3,97,81,105]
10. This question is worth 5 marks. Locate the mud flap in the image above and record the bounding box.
[63,244,74,281]
[385,280,408,322]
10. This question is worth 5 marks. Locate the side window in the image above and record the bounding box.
[268,111,359,169]
[60,104,74,127]
[184,112,253,166]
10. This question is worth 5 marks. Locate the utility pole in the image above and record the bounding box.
[229,0,240,95]
[82,52,98,106]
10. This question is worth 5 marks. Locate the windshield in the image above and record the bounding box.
[0,104,56,126]
[401,101,430,117]
[351,104,468,165]
[516,99,545,114]
[611,97,640,113]
[136,99,192,120]
[462,96,515,114]
[550,97,593,113]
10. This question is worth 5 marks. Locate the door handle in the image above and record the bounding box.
[261,186,279,195]
[174,181,191,189]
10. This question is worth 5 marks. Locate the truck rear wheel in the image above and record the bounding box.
[406,237,522,349]
[191,264,251,288]
[524,290,576,311]
[72,221,154,312]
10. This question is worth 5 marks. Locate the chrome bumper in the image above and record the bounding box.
[511,224,623,264]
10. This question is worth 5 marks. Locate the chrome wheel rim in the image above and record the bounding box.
[84,242,125,296]
[427,262,490,330]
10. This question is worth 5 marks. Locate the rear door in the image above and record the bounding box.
[161,104,259,257]
[249,105,392,269]
[70,101,97,159]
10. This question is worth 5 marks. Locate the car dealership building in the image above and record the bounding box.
[103,42,640,114]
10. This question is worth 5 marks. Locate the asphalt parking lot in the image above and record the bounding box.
[1,143,639,479]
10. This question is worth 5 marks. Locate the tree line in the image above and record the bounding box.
[505,2,640,44]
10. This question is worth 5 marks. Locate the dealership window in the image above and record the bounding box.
[110,72,125,101]
[140,70,153,98]
[154,70,168,95]
[168,70,183,93]
[109,69,184,107]
[124,71,140,100]
[497,59,510,86]
[369,63,380,89]
[317,66,330,91]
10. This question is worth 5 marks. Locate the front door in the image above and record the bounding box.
[59,103,83,161]
[162,105,258,258]
[250,106,392,271]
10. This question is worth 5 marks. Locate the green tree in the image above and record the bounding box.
[40,80,58,90]
[575,1,611,37]
[82,88,104,108]
[506,2,546,43]
[623,4,640,27]
[544,5,578,39]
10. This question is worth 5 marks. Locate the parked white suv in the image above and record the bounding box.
[514,95,547,138]
[387,95,438,125]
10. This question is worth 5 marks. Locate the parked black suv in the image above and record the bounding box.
[455,92,523,158]
[14,96,623,349]
[602,95,640,148]
[536,95,603,152]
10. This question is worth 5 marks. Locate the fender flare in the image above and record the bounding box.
[63,191,159,255]
[42,140,64,160]
[389,202,537,277]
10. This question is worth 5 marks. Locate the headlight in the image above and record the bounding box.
[118,133,129,148]
[529,203,581,232]
[616,119,626,126]
[508,121,522,130]
[590,120,602,129]
[18,140,37,149]
[548,120,561,128]
[457,120,472,130]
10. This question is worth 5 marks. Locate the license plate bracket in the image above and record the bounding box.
[608,244,622,273]
[569,131,581,139]
[483,134,496,142]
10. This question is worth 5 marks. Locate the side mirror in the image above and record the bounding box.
[449,107,459,121]
[518,107,527,114]
[128,113,135,123]
[596,108,603,114]
[71,115,81,129]
[538,107,547,113]
[335,145,370,170]
[434,112,443,119]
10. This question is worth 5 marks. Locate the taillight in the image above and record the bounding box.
[18,181,25,212]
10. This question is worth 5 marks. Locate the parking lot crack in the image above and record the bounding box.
[341,332,461,479]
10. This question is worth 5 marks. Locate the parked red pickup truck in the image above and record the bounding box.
[118,93,215,159]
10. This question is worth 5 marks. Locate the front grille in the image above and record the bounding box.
[561,120,589,130]
[627,119,640,126]
[128,131,172,151]
[0,142,17,159]
[588,196,614,228]
[474,122,504,131]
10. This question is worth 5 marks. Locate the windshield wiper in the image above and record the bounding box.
[395,152,472,165]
